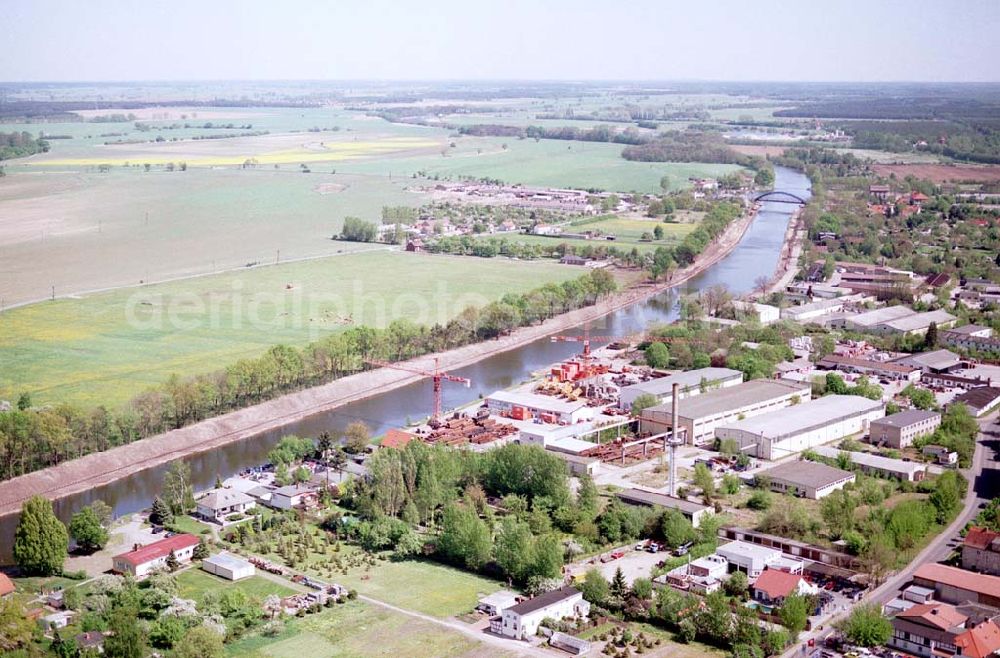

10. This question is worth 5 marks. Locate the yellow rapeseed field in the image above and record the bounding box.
[33,136,439,167]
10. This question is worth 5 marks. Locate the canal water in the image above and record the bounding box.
[0,166,810,559]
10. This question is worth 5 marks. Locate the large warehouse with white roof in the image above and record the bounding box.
[715,395,885,460]
[639,379,812,446]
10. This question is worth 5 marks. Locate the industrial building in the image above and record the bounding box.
[781,297,851,323]
[951,386,1000,417]
[874,310,956,336]
[868,409,941,448]
[715,395,885,460]
[486,390,596,424]
[831,305,916,332]
[816,354,922,382]
[755,460,856,500]
[912,563,1000,608]
[639,379,812,446]
[616,488,714,528]
[811,446,926,482]
[893,349,964,374]
[617,367,743,410]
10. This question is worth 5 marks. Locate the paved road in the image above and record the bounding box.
[869,413,996,605]
[785,412,997,655]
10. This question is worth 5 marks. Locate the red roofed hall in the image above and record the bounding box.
[912,563,1000,607]
[113,533,199,579]
[381,429,416,450]
[955,620,1000,658]
[0,573,15,598]
[752,568,809,605]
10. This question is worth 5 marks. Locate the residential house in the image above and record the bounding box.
[496,586,590,640]
[963,528,1000,576]
[112,533,200,579]
[75,631,108,654]
[269,484,320,510]
[890,602,1000,658]
[195,487,256,523]
[752,568,818,606]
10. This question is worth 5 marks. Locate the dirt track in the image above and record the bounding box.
[0,205,758,516]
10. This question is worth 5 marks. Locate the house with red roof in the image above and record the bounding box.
[0,572,15,598]
[751,568,817,606]
[956,620,1000,658]
[963,527,1000,576]
[381,428,416,450]
[112,533,199,579]
[890,601,1000,658]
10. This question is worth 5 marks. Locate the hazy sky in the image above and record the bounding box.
[2,0,999,82]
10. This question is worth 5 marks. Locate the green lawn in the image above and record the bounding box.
[166,515,215,536]
[332,556,506,618]
[0,250,578,406]
[175,569,296,604]
[226,599,505,658]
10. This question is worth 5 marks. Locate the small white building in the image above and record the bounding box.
[112,534,199,580]
[195,487,256,523]
[497,586,590,640]
[201,551,255,581]
[732,301,780,325]
[715,541,804,579]
[38,611,75,631]
[477,590,521,616]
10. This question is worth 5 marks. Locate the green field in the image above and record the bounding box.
[0,102,743,308]
[336,136,741,194]
[0,250,579,406]
[226,599,504,658]
[0,168,417,307]
[175,569,296,604]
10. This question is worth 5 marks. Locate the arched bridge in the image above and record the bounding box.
[753,190,807,204]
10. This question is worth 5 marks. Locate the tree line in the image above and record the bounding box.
[0,271,616,482]
[458,123,648,145]
[0,131,49,160]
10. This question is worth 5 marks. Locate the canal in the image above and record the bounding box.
[0,166,811,559]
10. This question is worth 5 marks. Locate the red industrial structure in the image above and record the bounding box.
[365,358,471,421]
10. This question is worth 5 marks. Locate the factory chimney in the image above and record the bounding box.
[668,383,681,497]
